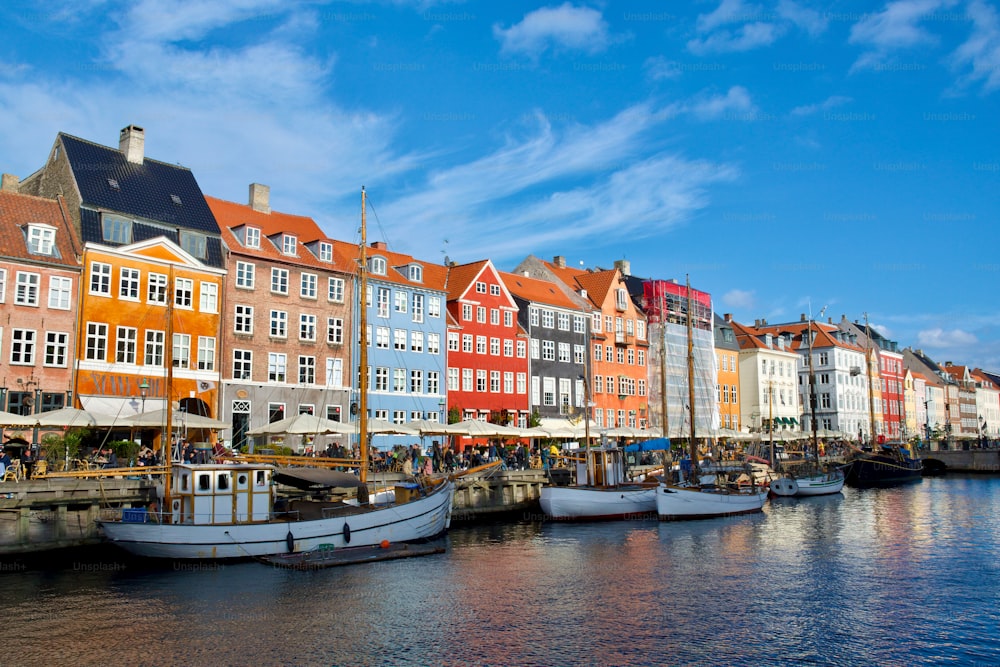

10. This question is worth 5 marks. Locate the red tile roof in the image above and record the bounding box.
[499,270,587,310]
[445,260,489,301]
[0,191,80,267]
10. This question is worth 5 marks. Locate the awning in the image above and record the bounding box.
[273,467,363,490]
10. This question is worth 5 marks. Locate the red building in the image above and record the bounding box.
[445,260,528,446]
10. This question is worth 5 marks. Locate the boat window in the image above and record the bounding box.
[198,474,211,491]
[218,473,229,491]
[256,470,266,487]
[238,474,248,486]
[180,472,189,492]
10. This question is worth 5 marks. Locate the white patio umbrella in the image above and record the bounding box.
[34,407,120,428]
[0,410,39,427]
[437,419,522,437]
[247,413,353,436]
[351,419,420,435]
[123,408,226,429]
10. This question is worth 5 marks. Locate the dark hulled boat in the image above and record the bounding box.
[844,445,922,488]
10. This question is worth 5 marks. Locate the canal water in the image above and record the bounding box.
[2,475,999,667]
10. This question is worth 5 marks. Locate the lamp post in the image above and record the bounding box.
[139,378,149,414]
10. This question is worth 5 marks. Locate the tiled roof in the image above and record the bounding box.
[445,260,489,301]
[541,259,618,308]
[79,208,224,268]
[499,270,586,310]
[753,320,865,353]
[207,196,344,272]
[0,191,80,267]
[60,133,220,234]
[329,240,448,292]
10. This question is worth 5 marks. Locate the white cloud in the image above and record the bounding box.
[493,3,610,58]
[643,56,683,81]
[790,95,853,116]
[688,0,826,55]
[696,0,763,32]
[686,86,756,119]
[688,21,783,54]
[776,0,827,36]
[950,0,1000,92]
[722,289,756,309]
[917,327,979,347]
[848,0,951,70]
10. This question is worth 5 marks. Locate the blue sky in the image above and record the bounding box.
[1,0,998,369]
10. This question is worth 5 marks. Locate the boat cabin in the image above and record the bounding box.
[574,447,628,487]
[168,463,274,525]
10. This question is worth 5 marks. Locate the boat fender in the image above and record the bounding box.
[771,477,799,497]
[343,522,351,544]
[286,530,295,553]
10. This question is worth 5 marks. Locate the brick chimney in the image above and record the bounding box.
[371,241,388,250]
[553,255,566,268]
[1,173,19,192]
[119,125,145,164]
[249,183,270,213]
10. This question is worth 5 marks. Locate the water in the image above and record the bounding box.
[3,476,1000,667]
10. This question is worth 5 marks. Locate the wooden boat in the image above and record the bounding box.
[657,276,767,521]
[100,189,456,558]
[259,541,446,570]
[540,446,657,520]
[770,466,845,496]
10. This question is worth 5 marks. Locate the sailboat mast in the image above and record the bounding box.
[686,276,697,472]
[358,188,369,485]
[808,315,819,462]
[659,288,669,440]
[164,265,175,511]
[864,312,877,447]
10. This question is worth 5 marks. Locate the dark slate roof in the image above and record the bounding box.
[714,313,740,352]
[60,132,220,235]
[79,208,224,269]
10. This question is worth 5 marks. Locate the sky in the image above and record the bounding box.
[1,0,998,370]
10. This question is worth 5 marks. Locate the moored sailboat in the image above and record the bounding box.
[100,188,455,558]
[539,445,657,520]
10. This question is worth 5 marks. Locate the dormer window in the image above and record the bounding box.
[101,214,132,244]
[107,178,120,191]
[408,264,422,282]
[179,230,207,259]
[369,256,386,275]
[615,288,628,311]
[170,194,182,206]
[319,242,332,263]
[245,227,260,249]
[26,224,56,256]
[282,234,297,256]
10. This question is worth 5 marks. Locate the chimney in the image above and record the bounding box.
[800,313,807,322]
[522,271,529,277]
[724,313,732,322]
[371,241,387,250]
[1,173,19,192]
[553,255,566,268]
[828,317,833,324]
[119,125,145,164]
[249,183,270,213]
[614,259,631,276]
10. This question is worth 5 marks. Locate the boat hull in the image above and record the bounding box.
[845,454,922,488]
[656,484,768,521]
[770,469,846,497]
[540,485,656,520]
[100,481,455,559]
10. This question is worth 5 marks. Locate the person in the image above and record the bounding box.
[20,447,34,480]
[0,449,11,476]
[103,448,119,468]
[422,456,433,476]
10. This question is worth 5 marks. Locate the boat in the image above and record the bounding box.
[843,312,922,488]
[100,188,455,558]
[657,277,767,521]
[259,541,446,570]
[769,309,845,498]
[539,445,658,520]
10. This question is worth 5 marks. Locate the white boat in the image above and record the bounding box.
[100,188,456,559]
[540,447,657,520]
[100,463,454,559]
[769,467,845,497]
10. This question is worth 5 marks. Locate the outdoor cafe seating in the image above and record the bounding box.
[2,460,22,483]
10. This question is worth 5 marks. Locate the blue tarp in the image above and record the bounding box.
[624,438,671,452]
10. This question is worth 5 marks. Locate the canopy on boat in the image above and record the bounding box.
[273,467,363,490]
[624,438,671,452]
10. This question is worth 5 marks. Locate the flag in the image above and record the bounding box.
[197,380,217,394]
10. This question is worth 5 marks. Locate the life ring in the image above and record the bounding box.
[286,530,295,553]
[770,477,799,497]
[343,522,351,544]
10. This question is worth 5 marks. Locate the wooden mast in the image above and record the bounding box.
[659,286,669,441]
[358,188,370,491]
[686,276,697,475]
[864,312,878,447]
[163,264,175,513]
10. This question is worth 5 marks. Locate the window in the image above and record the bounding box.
[393,368,406,392]
[447,333,459,351]
[85,323,108,361]
[427,371,440,395]
[574,344,585,364]
[427,333,440,355]
[90,262,111,295]
[376,288,390,317]
[517,340,526,358]
[325,358,343,387]
[636,320,646,340]
[504,372,514,394]
[0,268,5,303]
[504,311,513,328]
[595,375,604,394]
[319,242,332,262]
[592,313,602,332]
[301,273,317,299]
[529,308,539,326]
[616,288,628,310]
[558,342,570,363]
[476,370,486,392]
[819,352,829,365]
[374,367,388,392]
[541,310,554,328]
[428,296,441,318]
[144,272,166,304]
[821,393,831,409]
[476,282,487,293]
[15,272,40,306]
[462,334,473,353]
[530,339,539,359]
[102,215,132,244]
[118,268,140,300]
[271,268,289,295]
[328,277,344,302]
[476,336,487,354]
[48,276,72,309]
[490,309,500,325]
[270,310,287,338]
[10,329,35,364]
[299,356,315,384]
[173,334,190,369]
[392,410,406,424]
[245,227,260,249]
[395,291,407,313]
[370,256,386,275]
[236,262,255,289]
[504,339,514,357]
[573,315,586,334]
[376,326,390,349]
[448,368,459,391]
[234,305,254,334]
[268,353,287,382]
[116,326,137,363]
[411,331,424,353]
[462,368,473,392]
[558,312,570,330]
[145,330,164,366]
[490,337,500,356]
[44,331,68,367]
[179,230,207,259]
[200,282,218,312]
[462,304,473,321]
[198,337,216,370]
[490,284,501,296]
[26,224,56,256]
[542,340,555,361]
[408,264,422,282]
[491,371,501,393]
[233,349,252,380]
[300,314,317,341]
[543,377,556,406]
[393,328,406,351]
[174,278,193,308]
[327,318,343,345]
[638,350,646,366]
[412,294,424,322]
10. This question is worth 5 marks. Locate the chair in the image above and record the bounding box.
[2,460,21,483]
[32,460,48,479]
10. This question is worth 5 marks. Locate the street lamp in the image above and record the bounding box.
[139,378,149,414]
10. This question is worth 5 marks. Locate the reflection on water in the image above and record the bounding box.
[2,476,1000,666]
